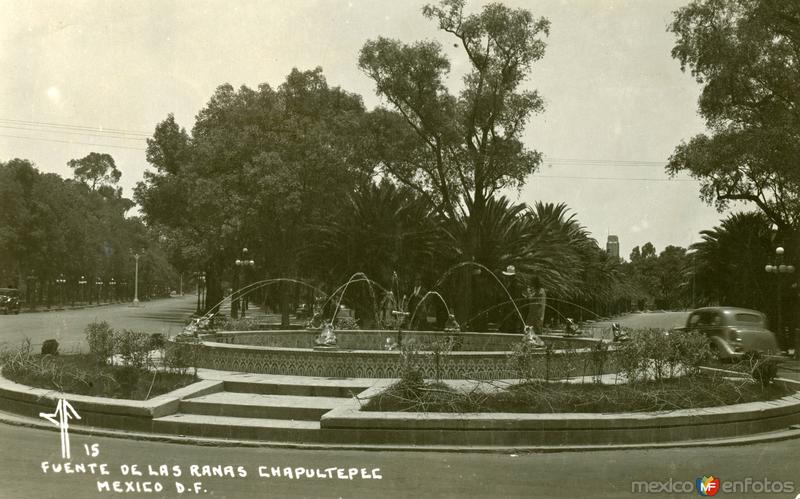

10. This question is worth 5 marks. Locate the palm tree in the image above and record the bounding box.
[689,212,774,313]
[439,199,628,326]
[524,202,628,318]
[303,179,443,324]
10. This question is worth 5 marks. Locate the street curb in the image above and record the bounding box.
[1,408,799,454]
[2,372,800,451]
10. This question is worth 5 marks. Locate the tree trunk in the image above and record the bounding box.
[280,280,291,327]
[204,264,224,315]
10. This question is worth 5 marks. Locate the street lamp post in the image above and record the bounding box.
[95,277,103,305]
[26,272,37,311]
[194,271,206,315]
[56,274,66,307]
[765,246,796,355]
[233,248,255,319]
[78,276,87,304]
[109,278,116,303]
[132,252,142,307]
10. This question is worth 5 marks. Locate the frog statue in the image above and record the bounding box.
[314,321,337,348]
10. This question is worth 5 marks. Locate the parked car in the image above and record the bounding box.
[0,288,20,314]
[680,307,779,360]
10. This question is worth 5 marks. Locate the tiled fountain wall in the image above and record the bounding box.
[192,330,612,379]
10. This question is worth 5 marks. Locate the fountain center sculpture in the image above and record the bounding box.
[313,321,338,349]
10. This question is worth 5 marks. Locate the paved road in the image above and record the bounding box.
[614,310,690,330]
[0,295,197,352]
[1,422,798,499]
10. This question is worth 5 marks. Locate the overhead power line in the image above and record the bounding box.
[545,156,666,165]
[0,118,150,137]
[0,124,147,142]
[0,133,147,151]
[543,158,668,168]
[535,174,694,182]
[0,117,691,183]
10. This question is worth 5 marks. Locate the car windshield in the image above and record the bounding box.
[734,313,762,324]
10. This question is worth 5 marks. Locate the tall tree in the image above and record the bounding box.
[358,0,549,222]
[667,0,800,248]
[67,152,122,190]
[358,0,549,319]
[136,68,367,315]
[0,158,174,305]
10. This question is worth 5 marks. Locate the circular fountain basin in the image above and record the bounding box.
[191,329,614,379]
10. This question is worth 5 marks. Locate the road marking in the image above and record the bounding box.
[39,399,81,459]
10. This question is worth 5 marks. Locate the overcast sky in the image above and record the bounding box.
[1,0,738,259]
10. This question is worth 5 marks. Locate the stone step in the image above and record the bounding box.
[222,377,374,398]
[152,413,323,442]
[180,392,347,420]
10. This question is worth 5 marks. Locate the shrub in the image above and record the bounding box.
[398,340,424,381]
[590,341,610,383]
[667,330,710,376]
[424,337,454,382]
[1,339,32,374]
[114,330,151,368]
[550,346,583,380]
[739,352,779,387]
[508,341,547,381]
[616,329,710,384]
[162,342,198,376]
[41,339,59,356]
[85,321,115,364]
[399,368,424,390]
[752,359,778,387]
[113,366,141,397]
[149,333,166,350]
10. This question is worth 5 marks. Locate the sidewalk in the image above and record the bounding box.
[18,297,176,314]
[775,355,800,383]
[20,302,117,314]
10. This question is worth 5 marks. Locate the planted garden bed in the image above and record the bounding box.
[362,374,794,413]
[1,353,196,400]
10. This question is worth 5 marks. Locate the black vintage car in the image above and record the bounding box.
[0,288,20,314]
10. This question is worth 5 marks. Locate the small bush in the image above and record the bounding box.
[41,339,59,356]
[508,341,547,381]
[590,341,610,383]
[399,368,424,390]
[2,340,196,400]
[668,329,710,376]
[85,321,115,364]
[114,330,151,368]
[162,342,198,376]
[740,352,779,387]
[616,329,710,384]
[362,374,793,414]
[149,333,166,350]
[112,366,141,397]
[398,339,423,378]
[424,337,454,382]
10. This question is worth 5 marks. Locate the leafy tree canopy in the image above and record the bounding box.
[667,0,800,232]
[135,68,368,310]
[67,152,122,190]
[358,0,549,220]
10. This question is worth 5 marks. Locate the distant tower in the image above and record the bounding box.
[606,235,620,259]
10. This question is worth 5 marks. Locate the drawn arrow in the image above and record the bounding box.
[40,399,81,459]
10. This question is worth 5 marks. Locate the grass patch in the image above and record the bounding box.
[2,353,196,400]
[362,374,794,413]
